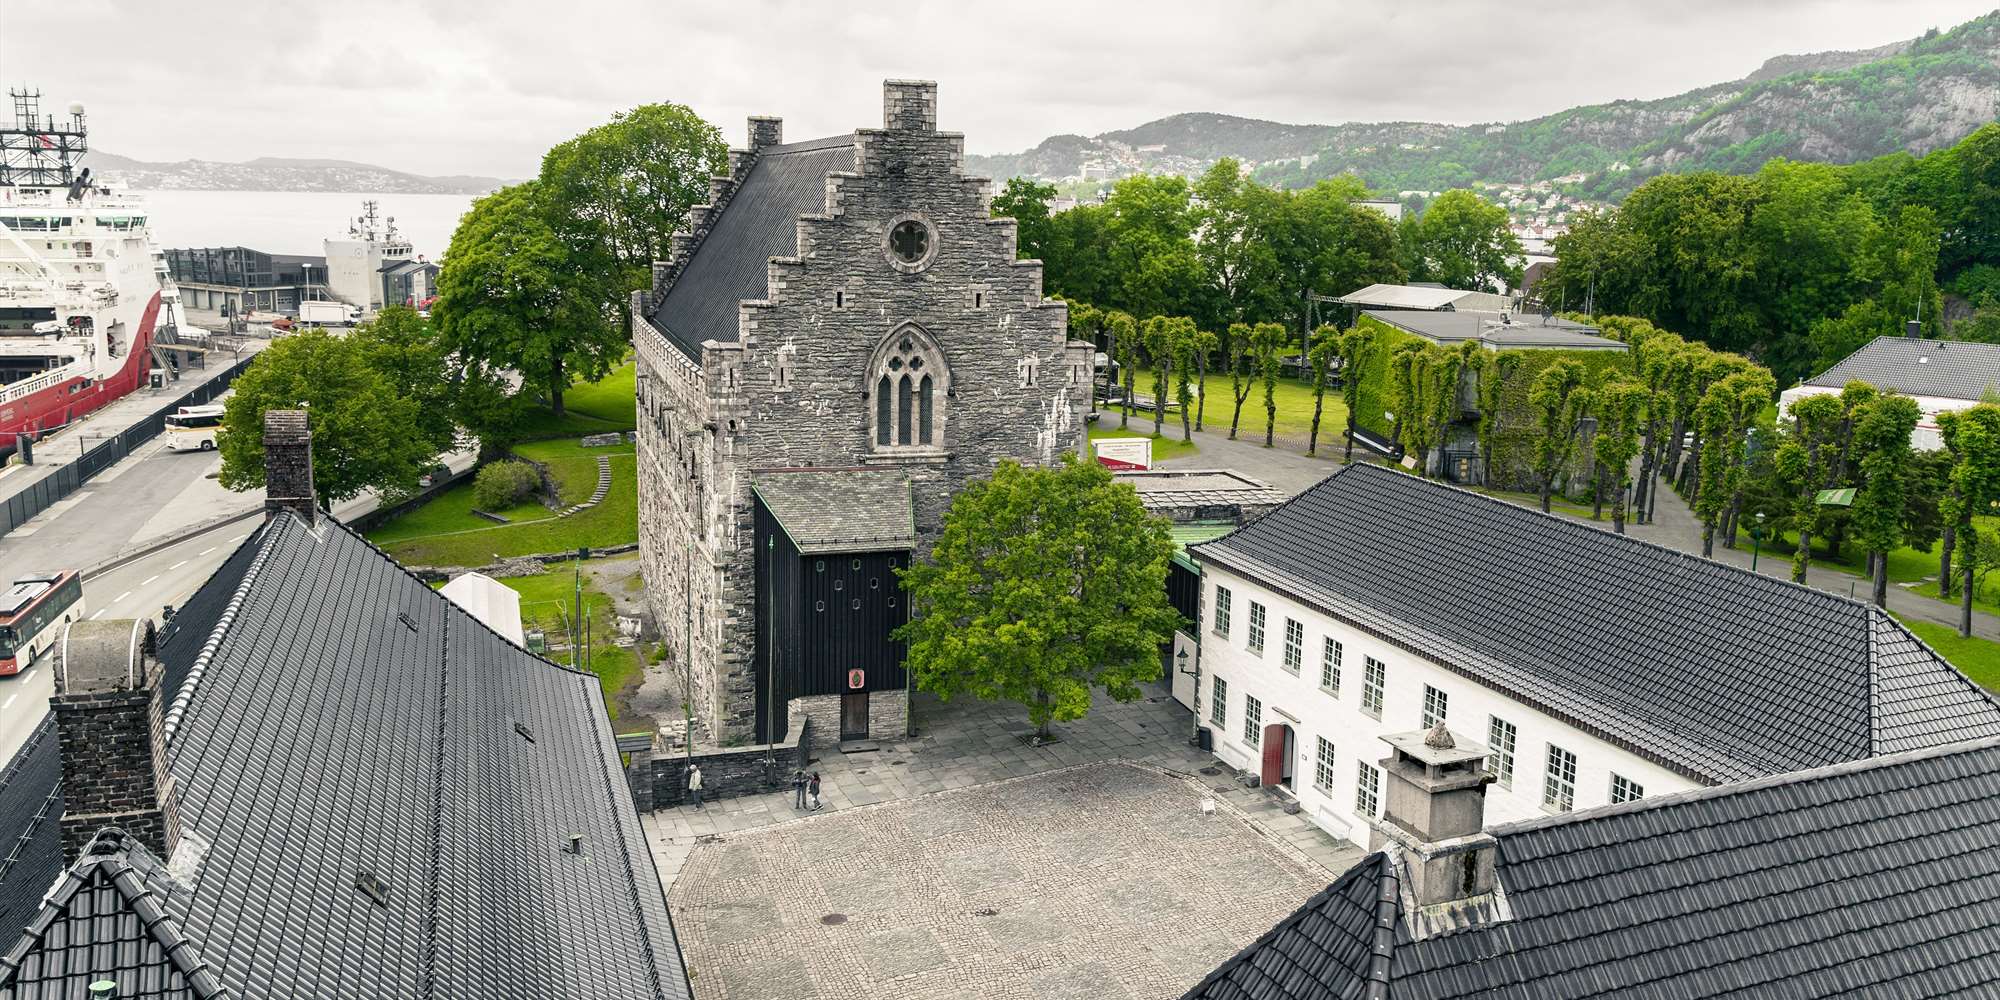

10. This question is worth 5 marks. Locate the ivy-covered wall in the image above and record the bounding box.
[1351,316,1420,439]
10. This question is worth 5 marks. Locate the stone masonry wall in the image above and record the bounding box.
[628,705,812,810]
[53,659,177,863]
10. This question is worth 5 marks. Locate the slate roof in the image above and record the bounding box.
[1363,309,1626,351]
[1802,335,2000,400]
[1184,735,2000,999]
[0,512,690,999]
[0,715,62,939]
[1114,469,1292,513]
[1189,463,2000,783]
[644,134,857,358]
[753,469,915,554]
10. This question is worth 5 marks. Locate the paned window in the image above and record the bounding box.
[1355,761,1381,818]
[1610,774,1644,804]
[1314,737,1336,793]
[1210,677,1227,727]
[1421,685,1448,729]
[1246,602,1267,653]
[1281,619,1304,675]
[1488,716,1518,788]
[1320,639,1342,695]
[1543,744,1577,811]
[1360,657,1386,718]
[1213,585,1232,638]
[871,329,945,449]
[1243,695,1262,748]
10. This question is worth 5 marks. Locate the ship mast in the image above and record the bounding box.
[0,90,88,188]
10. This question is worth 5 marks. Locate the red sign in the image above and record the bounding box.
[848,669,866,690]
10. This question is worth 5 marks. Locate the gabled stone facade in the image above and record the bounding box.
[634,80,1091,744]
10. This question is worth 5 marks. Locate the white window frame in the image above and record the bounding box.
[1246,601,1267,653]
[1360,656,1386,718]
[1320,639,1342,696]
[1281,618,1304,675]
[1243,695,1263,748]
[1210,677,1228,727]
[1488,716,1517,788]
[1421,685,1448,729]
[1314,737,1336,793]
[1543,744,1577,812]
[1355,761,1381,818]
[1213,585,1233,639]
[1610,774,1644,804]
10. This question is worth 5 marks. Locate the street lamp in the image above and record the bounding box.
[1750,511,1767,573]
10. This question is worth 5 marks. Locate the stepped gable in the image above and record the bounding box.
[1191,462,2000,783]
[1185,736,2000,999]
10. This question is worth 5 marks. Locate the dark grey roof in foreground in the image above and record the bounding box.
[1190,463,2000,783]
[753,468,915,554]
[0,715,61,938]
[0,513,689,1000]
[1185,735,2000,999]
[1364,309,1626,351]
[1803,335,2000,399]
[644,134,857,358]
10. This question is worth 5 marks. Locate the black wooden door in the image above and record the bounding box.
[840,692,870,740]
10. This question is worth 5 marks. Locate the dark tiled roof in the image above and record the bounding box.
[1188,736,2000,999]
[753,469,914,554]
[0,513,689,999]
[1803,335,2000,399]
[1363,309,1626,351]
[644,135,857,358]
[0,715,61,939]
[1190,463,2000,783]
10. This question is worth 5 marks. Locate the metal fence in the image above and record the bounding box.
[0,356,255,539]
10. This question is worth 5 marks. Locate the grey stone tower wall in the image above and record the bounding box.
[637,81,1089,745]
[263,409,315,521]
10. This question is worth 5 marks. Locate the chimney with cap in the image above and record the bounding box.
[883,79,938,132]
[263,409,315,522]
[53,619,179,863]
[1368,723,1497,909]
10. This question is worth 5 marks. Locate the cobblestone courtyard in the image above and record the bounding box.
[668,760,1337,1000]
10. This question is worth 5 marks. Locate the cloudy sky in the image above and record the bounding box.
[3,0,1992,178]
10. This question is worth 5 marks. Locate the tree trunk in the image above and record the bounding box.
[1309,390,1325,456]
[1720,502,1738,550]
[1034,689,1051,742]
[1590,460,1605,520]
[1153,364,1167,437]
[1827,521,1844,561]
[1793,525,1812,584]
[1230,384,1245,439]
[1265,400,1276,448]
[1611,482,1627,534]
[1343,405,1358,461]
[1194,359,1207,431]
[1121,366,1135,429]
[1701,521,1715,558]
[1179,384,1192,443]
[1871,552,1889,607]
[1540,480,1553,514]
[550,356,566,416]
[1939,522,1957,599]
[1963,565,1977,638]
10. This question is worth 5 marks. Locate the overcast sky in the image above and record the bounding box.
[3,1,1992,178]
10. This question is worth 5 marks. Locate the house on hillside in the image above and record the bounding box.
[0,413,690,999]
[1779,334,2000,450]
[1182,463,2000,851]
[1183,728,2000,998]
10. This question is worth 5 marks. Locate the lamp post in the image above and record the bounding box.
[1750,511,1767,573]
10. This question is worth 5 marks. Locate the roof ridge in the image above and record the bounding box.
[1367,852,1400,1000]
[1866,605,2000,732]
[1179,852,1394,999]
[1492,733,2000,837]
[162,516,279,742]
[576,647,673,1000]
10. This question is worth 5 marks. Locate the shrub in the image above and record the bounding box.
[472,460,540,510]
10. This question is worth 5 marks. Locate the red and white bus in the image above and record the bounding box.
[0,572,85,675]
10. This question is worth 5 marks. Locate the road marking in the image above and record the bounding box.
[141,575,159,586]
[199,546,217,556]
[89,608,107,620]
[2,694,14,711]
[169,560,187,570]
[114,591,131,603]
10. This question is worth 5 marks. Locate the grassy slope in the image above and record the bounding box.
[1895,614,2000,692]
[498,561,644,723]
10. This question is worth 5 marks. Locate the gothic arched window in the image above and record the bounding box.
[869,324,948,451]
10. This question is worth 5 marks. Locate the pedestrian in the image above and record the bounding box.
[808,772,822,811]
[792,769,807,810]
[686,764,704,810]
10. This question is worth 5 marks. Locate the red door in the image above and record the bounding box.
[1261,724,1287,787]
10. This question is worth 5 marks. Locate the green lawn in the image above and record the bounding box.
[1895,614,2000,692]
[372,443,637,566]
[1106,373,1351,450]
[1087,424,1200,463]
[1472,486,1597,520]
[498,562,645,723]
[368,479,552,543]
[510,360,638,440]
[1771,514,2000,616]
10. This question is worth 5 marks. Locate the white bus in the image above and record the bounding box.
[166,403,225,452]
[0,572,84,675]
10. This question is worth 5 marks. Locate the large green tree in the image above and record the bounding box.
[1335,326,1378,461]
[1399,189,1525,291]
[1937,404,2000,634]
[434,182,625,416]
[1850,393,1922,606]
[1529,360,1592,513]
[896,458,1180,740]
[1249,322,1290,447]
[992,177,1060,265]
[350,305,458,458]
[1772,392,1845,582]
[217,328,436,506]
[1591,380,1647,533]
[1304,326,1339,456]
[1252,177,1403,347]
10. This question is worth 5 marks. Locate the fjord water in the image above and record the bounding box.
[136,190,476,258]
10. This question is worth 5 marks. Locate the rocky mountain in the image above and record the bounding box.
[964,10,2000,201]
[81,151,510,194]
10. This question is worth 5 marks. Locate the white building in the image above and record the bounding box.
[1180,463,2000,849]
[1778,334,2000,450]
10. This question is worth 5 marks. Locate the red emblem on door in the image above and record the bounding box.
[848,669,866,690]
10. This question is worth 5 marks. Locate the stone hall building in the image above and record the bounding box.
[633,80,1091,746]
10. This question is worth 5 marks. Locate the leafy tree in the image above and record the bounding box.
[1191,328,1220,431]
[1773,393,1844,582]
[1850,393,1922,606]
[1304,326,1339,456]
[1471,350,1523,485]
[537,103,727,327]
[1808,299,1900,375]
[1103,175,1206,318]
[349,306,458,458]
[1399,189,1525,291]
[1708,370,1775,549]
[1937,404,2000,633]
[1250,322,1289,447]
[895,457,1180,740]
[217,328,435,506]
[434,182,624,416]
[1391,341,1468,474]
[1142,316,1175,437]
[1109,311,1141,430]
[1192,159,1277,328]
[1335,326,1377,461]
[1592,380,1647,533]
[1253,177,1402,347]
[1529,360,1592,513]
[1224,322,1256,440]
[992,177,1060,264]
[1170,319,1202,443]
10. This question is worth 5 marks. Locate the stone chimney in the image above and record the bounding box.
[1906,319,1922,339]
[747,116,784,151]
[263,409,315,521]
[1368,724,1498,909]
[53,619,179,863]
[883,79,938,132]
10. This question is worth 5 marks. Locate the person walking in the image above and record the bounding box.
[792,769,808,810]
[686,764,704,810]
[808,772,822,811]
